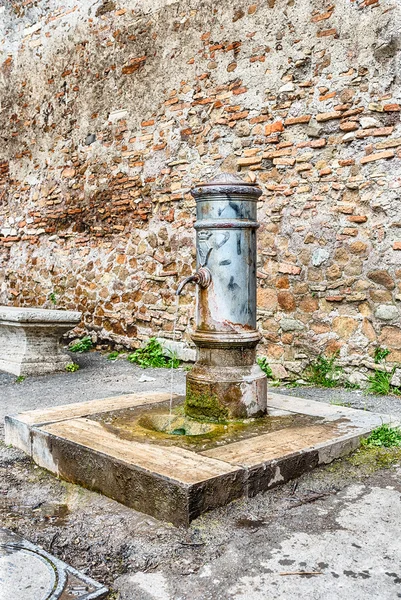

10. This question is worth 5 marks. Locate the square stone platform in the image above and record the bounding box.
[4,391,395,527]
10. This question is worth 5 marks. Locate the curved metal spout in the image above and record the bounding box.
[176,267,212,296]
[176,274,198,296]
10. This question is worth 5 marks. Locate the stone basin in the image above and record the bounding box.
[138,413,217,436]
[92,397,314,452]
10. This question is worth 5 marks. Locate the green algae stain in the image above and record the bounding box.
[326,445,401,478]
[347,446,401,472]
[93,400,311,452]
[184,389,229,423]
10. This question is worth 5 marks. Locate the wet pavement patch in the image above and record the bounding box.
[0,528,108,599]
[236,517,266,529]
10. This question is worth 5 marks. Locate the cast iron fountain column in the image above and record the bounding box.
[177,173,267,420]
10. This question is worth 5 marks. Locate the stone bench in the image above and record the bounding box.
[0,306,82,376]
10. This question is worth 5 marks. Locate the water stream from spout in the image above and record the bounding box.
[169,295,179,423]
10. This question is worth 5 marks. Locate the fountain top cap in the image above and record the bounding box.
[191,172,262,199]
[204,172,253,186]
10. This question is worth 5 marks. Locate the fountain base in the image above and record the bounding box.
[186,363,267,421]
[186,345,267,420]
[5,391,393,527]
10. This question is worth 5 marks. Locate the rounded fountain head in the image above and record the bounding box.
[191,171,263,199]
[205,172,248,184]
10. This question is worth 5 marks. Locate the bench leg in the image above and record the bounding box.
[0,324,73,376]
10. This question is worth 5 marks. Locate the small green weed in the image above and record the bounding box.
[128,337,180,369]
[345,446,401,473]
[107,351,120,361]
[307,353,343,388]
[69,336,93,353]
[367,368,401,396]
[49,292,57,305]
[65,363,80,372]
[367,370,392,395]
[15,375,26,383]
[285,381,304,389]
[361,424,401,448]
[330,399,352,408]
[343,380,361,390]
[374,346,390,364]
[257,356,274,379]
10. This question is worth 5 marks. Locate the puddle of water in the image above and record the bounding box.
[32,503,70,527]
[236,517,266,529]
[139,413,216,436]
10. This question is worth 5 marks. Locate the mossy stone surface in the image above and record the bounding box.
[184,386,229,422]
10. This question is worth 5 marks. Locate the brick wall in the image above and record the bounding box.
[1,0,400,382]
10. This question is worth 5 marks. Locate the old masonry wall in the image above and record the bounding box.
[0,0,401,383]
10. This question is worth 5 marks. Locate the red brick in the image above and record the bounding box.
[347,215,368,223]
[317,28,337,37]
[284,115,311,126]
[249,115,270,124]
[319,92,336,101]
[316,111,342,122]
[356,127,393,139]
[341,107,364,118]
[273,157,296,166]
[319,167,332,176]
[265,121,284,135]
[237,156,262,166]
[228,110,249,121]
[311,11,334,22]
[340,121,358,132]
[122,56,147,74]
[383,104,400,112]
[360,150,395,164]
[263,148,292,158]
[310,138,327,148]
[232,86,247,95]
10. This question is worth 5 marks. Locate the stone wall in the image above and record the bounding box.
[1,0,400,381]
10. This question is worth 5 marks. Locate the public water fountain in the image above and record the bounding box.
[177,173,267,421]
[5,173,391,526]
[143,173,268,436]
